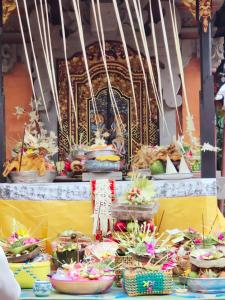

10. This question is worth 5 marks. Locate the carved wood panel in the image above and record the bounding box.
[58,41,159,161]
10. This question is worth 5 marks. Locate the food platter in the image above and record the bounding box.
[152,173,193,180]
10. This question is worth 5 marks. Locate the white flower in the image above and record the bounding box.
[13,106,25,119]
[29,111,39,122]
[201,143,220,152]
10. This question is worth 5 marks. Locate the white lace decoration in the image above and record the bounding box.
[92,179,113,236]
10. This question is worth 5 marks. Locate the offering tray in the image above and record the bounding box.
[85,160,121,172]
[190,248,225,268]
[51,275,114,295]
[111,202,159,221]
[187,277,225,293]
[153,173,193,180]
[8,171,57,183]
[152,173,193,180]
[7,246,41,263]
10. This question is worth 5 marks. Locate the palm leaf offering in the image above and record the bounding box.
[120,175,156,205]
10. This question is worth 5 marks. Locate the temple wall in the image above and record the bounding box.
[2,1,202,156]
[3,63,32,158]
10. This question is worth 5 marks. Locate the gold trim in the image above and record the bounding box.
[199,0,212,33]
[182,0,196,17]
[3,0,16,24]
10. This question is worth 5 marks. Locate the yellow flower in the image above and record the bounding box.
[17,228,29,237]
[26,148,34,155]
[184,268,191,277]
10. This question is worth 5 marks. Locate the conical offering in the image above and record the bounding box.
[179,156,191,174]
[166,156,177,174]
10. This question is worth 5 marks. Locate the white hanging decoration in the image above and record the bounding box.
[22,0,49,119]
[92,0,123,131]
[15,0,39,111]
[157,0,182,131]
[132,0,165,127]
[92,179,113,236]
[71,0,99,125]
[112,0,138,122]
[58,0,78,129]
[43,0,62,127]
[149,0,169,134]
[179,156,191,174]
[166,156,178,174]
[34,0,62,127]
[169,0,195,141]
[124,0,151,114]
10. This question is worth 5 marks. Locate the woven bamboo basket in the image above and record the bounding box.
[115,255,134,287]
[123,268,173,296]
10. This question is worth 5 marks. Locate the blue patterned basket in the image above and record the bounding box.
[123,268,173,296]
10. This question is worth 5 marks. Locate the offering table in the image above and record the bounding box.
[20,287,225,300]
[0,178,224,239]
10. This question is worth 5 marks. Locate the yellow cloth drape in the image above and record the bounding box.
[0,196,224,241]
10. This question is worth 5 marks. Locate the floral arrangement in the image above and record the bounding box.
[58,262,114,280]
[114,221,176,271]
[120,176,155,205]
[12,99,58,157]
[3,99,57,177]
[0,229,43,259]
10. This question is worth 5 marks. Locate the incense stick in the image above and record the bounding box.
[157,210,165,233]
[19,126,26,172]
[209,214,218,235]
[202,213,205,247]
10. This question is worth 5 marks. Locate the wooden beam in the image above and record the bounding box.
[198,0,216,178]
[0,0,6,182]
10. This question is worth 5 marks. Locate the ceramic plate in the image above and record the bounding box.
[152,173,193,180]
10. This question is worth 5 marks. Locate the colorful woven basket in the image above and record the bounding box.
[115,255,134,287]
[9,261,51,288]
[123,268,173,296]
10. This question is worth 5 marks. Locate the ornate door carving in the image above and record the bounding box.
[58,41,158,161]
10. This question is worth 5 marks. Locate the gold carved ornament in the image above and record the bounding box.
[182,0,212,33]
[182,0,196,17]
[199,0,212,33]
[3,0,16,24]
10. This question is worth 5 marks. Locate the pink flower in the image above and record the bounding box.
[145,243,155,255]
[23,238,39,245]
[162,259,176,271]
[186,150,193,158]
[64,161,71,172]
[193,238,202,245]
[11,232,18,239]
[188,227,197,234]
[7,237,18,244]
[218,233,224,241]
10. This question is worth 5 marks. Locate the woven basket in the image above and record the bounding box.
[123,268,173,296]
[115,255,134,287]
